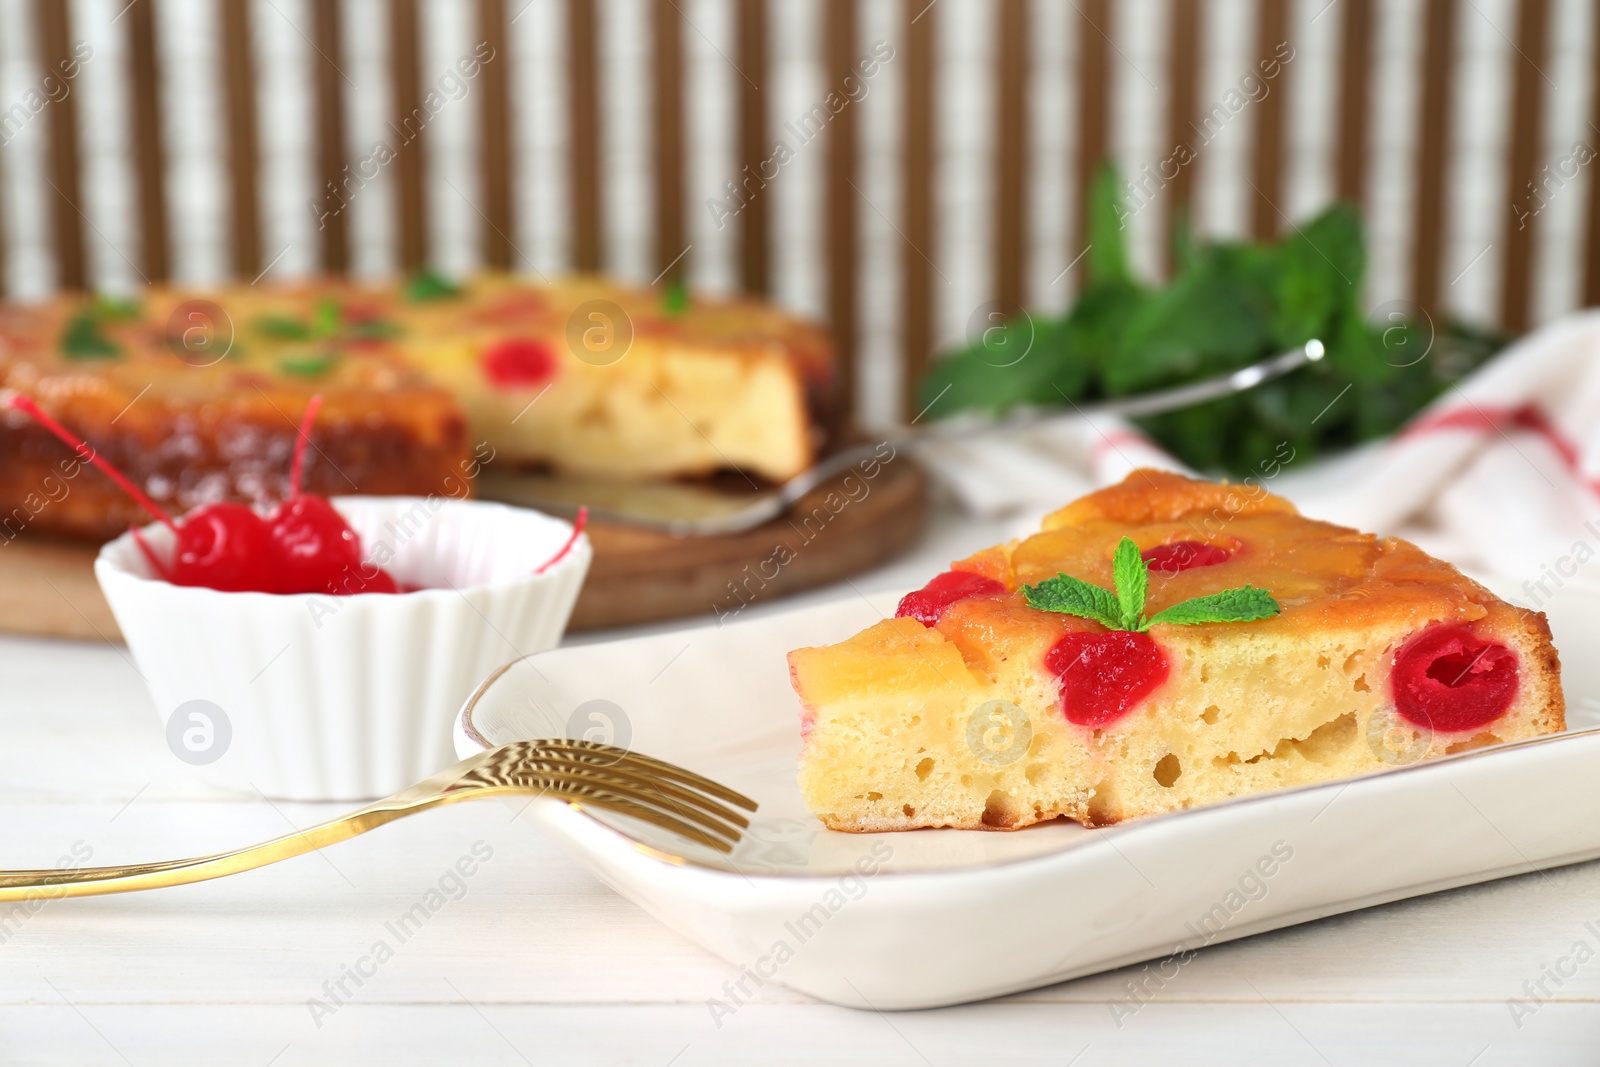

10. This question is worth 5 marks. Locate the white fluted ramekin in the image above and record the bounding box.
[95,496,591,801]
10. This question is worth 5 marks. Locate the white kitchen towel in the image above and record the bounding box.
[915,312,1600,597]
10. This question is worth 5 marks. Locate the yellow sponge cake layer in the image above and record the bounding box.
[790,470,1564,829]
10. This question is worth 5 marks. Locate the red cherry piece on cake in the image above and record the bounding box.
[1391,626,1519,732]
[1142,540,1232,575]
[170,503,276,592]
[896,570,1007,626]
[343,302,385,324]
[481,337,557,388]
[1047,630,1170,728]
[266,495,367,594]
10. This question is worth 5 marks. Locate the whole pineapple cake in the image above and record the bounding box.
[0,274,834,541]
[788,470,1564,829]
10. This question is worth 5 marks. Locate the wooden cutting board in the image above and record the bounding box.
[0,455,927,641]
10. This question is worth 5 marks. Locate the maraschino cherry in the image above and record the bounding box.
[1046,630,1170,728]
[896,570,1008,626]
[262,395,396,595]
[481,337,557,388]
[10,392,585,592]
[168,502,277,592]
[1390,626,1519,732]
[1142,540,1233,575]
[7,392,395,595]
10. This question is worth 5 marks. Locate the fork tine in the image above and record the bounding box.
[515,753,751,831]
[457,745,752,847]
[537,741,757,811]
[538,739,759,811]
[504,762,747,845]
[538,775,746,851]
[565,791,742,853]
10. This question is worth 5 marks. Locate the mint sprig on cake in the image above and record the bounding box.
[1023,537,1280,632]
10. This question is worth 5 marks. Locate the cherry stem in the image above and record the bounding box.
[534,506,588,575]
[7,393,180,534]
[290,394,323,499]
[130,525,175,581]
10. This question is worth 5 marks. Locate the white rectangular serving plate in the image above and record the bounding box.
[453,583,1600,1011]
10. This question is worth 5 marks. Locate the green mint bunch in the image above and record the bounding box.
[1022,537,1280,632]
[918,162,1506,477]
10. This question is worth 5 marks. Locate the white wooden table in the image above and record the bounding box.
[3,508,1598,1066]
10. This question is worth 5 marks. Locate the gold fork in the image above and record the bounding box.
[0,739,757,902]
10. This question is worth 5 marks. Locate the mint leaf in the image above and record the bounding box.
[915,316,1084,418]
[90,294,143,322]
[1060,280,1145,392]
[254,313,311,341]
[60,313,121,359]
[1028,542,1279,634]
[1270,204,1362,352]
[311,297,342,340]
[1144,586,1281,629]
[404,268,462,303]
[279,350,340,377]
[1108,247,1276,395]
[662,275,691,316]
[1085,161,1130,286]
[915,277,1150,420]
[918,166,1506,479]
[1112,536,1147,629]
[1022,574,1121,630]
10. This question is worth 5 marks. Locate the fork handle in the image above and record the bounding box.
[0,740,754,900]
[0,801,427,901]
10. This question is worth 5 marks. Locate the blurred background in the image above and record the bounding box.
[0,0,1594,431]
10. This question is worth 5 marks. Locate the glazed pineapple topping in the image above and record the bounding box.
[791,470,1565,830]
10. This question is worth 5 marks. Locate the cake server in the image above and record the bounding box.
[480,339,1325,537]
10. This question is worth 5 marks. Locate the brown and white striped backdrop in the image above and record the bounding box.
[0,0,1597,428]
